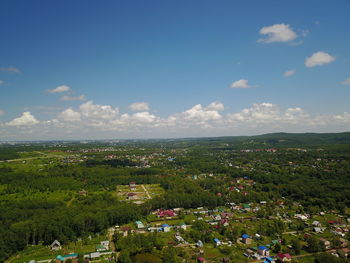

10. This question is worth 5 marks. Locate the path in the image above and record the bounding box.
[142,184,151,199]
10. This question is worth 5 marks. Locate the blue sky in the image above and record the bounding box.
[0,0,350,140]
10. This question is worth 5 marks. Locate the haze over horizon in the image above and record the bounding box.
[1,0,350,140]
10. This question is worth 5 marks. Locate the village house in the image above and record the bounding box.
[135,220,145,229]
[276,253,292,262]
[56,254,78,262]
[118,226,132,236]
[50,240,61,251]
[242,234,252,244]
[162,224,171,232]
[312,220,321,227]
[158,209,175,218]
[213,238,221,247]
[127,192,137,200]
[88,252,100,260]
[258,245,270,256]
[100,240,109,250]
[340,238,348,248]
[196,240,204,247]
[319,238,331,249]
[179,223,187,230]
[129,182,136,190]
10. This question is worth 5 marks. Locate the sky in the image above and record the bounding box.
[0,0,350,140]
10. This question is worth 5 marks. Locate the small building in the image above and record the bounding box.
[276,253,292,262]
[242,204,251,211]
[196,240,204,247]
[50,240,62,251]
[56,254,78,262]
[319,238,331,249]
[100,240,109,250]
[129,182,136,190]
[179,223,187,230]
[89,252,100,260]
[214,214,222,221]
[242,234,252,244]
[175,235,185,243]
[313,227,322,233]
[136,221,145,229]
[158,210,175,217]
[258,246,270,256]
[213,238,221,247]
[127,192,137,200]
[96,244,107,252]
[312,221,321,227]
[162,224,170,232]
[118,226,132,236]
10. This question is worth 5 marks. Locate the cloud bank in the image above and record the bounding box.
[1,101,350,140]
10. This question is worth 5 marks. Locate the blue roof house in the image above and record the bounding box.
[258,246,270,257]
[213,238,221,247]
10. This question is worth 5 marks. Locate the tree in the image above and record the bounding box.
[118,250,133,263]
[307,236,321,253]
[162,247,179,263]
[291,239,301,255]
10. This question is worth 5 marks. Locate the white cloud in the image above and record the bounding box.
[129,102,150,111]
[0,109,5,116]
[79,101,119,119]
[206,101,225,111]
[305,51,335,67]
[61,94,86,101]
[123,112,157,124]
[283,69,296,77]
[7,112,39,126]
[230,79,255,89]
[341,77,350,85]
[0,66,20,73]
[0,80,4,86]
[2,100,350,140]
[47,85,71,93]
[58,108,81,122]
[258,24,297,43]
[166,102,224,128]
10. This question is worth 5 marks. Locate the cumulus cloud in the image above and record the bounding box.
[47,85,71,93]
[2,101,350,140]
[0,66,20,73]
[129,102,150,111]
[122,112,157,124]
[79,101,119,119]
[341,77,350,85]
[230,79,255,89]
[58,108,81,122]
[61,94,86,101]
[305,51,335,67]
[283,69,296,77]
[7,112,39,126]
[165,102,224,129]
[206,101,225,111]
[258,24,297,43]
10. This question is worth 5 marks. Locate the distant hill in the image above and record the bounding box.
[248,132,350,146]
[164,132,350,149]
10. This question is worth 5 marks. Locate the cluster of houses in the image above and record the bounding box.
[239,148,277,153]
[50,239,112,262]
